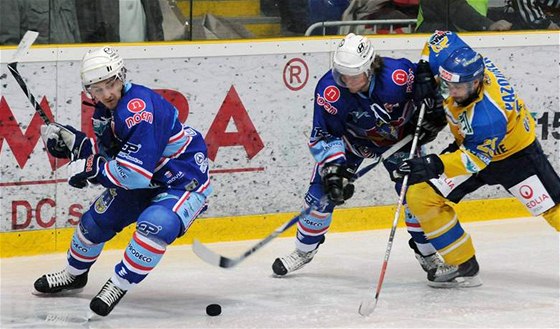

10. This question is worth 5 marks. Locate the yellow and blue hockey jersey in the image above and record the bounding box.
[422,31,536,178]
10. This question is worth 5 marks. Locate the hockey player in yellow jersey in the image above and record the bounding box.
[392,31,560,288]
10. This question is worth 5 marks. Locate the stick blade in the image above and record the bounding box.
[10,30,39,64]
[358,298,377,317]
[192,239,237,268]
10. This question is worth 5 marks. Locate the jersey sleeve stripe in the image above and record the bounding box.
[169,129,186,143]
[168,135,192,159]
[104,162,126,188]
[116,159,153,179]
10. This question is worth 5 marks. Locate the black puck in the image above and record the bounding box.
[206,303,221,316]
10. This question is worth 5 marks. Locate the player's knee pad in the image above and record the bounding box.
[136,205,182,245]
[406,183,454,225]
[542,204,560,231]
[80,210,116,244]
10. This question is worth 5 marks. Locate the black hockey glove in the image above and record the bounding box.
[41,123,91,159]
[412,60,447,145]
[413,60,437,107]
[418,97,447,145]
[321,163,355,205]
[67,154,105,189]
[391,154,444,185]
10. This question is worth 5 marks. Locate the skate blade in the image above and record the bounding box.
[428,275,483,288]
[87,310,102,321]
[31,288,84,297]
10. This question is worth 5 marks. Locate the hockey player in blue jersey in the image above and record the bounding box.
[35,46,212,317]
[272,33,448,276]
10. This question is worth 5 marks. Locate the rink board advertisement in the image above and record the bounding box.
[0,33,558,254]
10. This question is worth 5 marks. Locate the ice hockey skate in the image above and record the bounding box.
[408,238,444,272]
[427,256,482,288]
[33,269,88,295]
[89,278,127,317]
[272,248,318,276]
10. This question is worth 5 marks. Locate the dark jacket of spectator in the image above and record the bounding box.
[75,0,163,42]
[416,0,511,32]
[0,0,81,45]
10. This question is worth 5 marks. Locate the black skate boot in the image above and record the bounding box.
[427,256,482,288]
[408,238,444,273]
[34,269,88,294]
[272,236,324,276]
[89,278,127,316]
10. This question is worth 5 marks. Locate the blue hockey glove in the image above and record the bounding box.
[67,154,105,189]
[392,154,444,185]
[41,123,91,159]
[321,163,355,205]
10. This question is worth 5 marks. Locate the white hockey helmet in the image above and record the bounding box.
[80,46,125,89]
[332,33,376,85]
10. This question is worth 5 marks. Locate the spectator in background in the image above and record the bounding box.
[415,0,512,32]
[508,0,559,29]
[75,0,164,42]
[339,0,418,35]
[308,0,350,35]
[0,0,81,45]
[279,0,309,35]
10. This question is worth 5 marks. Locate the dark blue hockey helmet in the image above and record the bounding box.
[438,47,484,83]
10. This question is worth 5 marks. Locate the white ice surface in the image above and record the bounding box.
[1,217,558,328]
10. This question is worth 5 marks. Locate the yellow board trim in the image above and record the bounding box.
[178,0,260,17]
[0,198,530,258]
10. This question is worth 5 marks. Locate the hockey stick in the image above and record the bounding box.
[7,31,49,124]
[192,133,414,269]
[358,102,427,317]
[8,31,75,160]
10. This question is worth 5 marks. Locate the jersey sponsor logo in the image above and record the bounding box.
[165,170,185,184]
[137,221,162,237]
[121,142,141,154]
[127,244,153,263]
[519,185,533,199]
[125,111,153,128]
[509,175,555,216]
[125,98,152,128]
[323,86,340,102]
[392,69,408,86]
[316,93,338,115]
[118,142,144,165]
[127,98,146,113]
[72,240,89,254]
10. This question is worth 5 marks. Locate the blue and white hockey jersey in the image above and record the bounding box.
[310,57,417,166]
[90,83,210,195]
